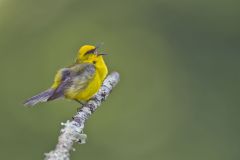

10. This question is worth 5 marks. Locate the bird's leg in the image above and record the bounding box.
[75,99,85,105]
[74,99,87,112]
[88,96,98,102]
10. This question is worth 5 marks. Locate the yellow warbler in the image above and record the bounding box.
[24,45,108,106]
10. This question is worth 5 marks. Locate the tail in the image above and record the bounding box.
[23,89,55,107]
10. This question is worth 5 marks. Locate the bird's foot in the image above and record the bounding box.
[74,99,85,105]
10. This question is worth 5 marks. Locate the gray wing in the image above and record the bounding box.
[68,63,96,92]
[48,63,96,100]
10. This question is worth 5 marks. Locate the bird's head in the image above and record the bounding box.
[76,45,106,63]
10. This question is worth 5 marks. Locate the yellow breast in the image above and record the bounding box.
[73,71,102,101]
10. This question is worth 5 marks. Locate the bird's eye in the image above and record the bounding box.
[84,48,96,55]
[93,61,96,64]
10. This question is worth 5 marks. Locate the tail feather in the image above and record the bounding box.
[23,89,55,106]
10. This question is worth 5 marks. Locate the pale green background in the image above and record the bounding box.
[0,0,239,160]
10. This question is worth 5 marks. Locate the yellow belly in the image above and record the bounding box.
[75,73,102,101]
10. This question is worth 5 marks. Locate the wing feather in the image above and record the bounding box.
[49,63,96,100]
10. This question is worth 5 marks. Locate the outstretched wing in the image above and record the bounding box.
[49,63,96,100]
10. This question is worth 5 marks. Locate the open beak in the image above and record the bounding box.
[94,43,107,56]
[97,52,108,56]
[94,49,107,56]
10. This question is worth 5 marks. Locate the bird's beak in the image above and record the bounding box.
[97,52,108,56]
[94,49,107,56]
[94,43,107,56]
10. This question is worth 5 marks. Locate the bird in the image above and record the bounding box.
[24,44,108,106]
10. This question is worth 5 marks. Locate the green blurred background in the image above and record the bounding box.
[0,0,240,159]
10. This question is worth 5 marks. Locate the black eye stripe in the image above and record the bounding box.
[84,48,96,55]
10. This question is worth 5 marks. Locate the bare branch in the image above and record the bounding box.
[44,72,120,160]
